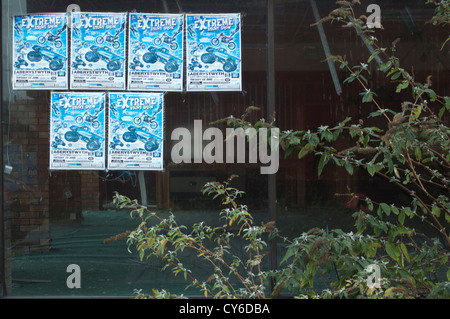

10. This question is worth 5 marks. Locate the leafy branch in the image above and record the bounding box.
[112,175,275,299]
[110,0,449,299]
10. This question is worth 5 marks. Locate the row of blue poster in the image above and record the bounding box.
[13,12,242,92]
[50,92,164,171]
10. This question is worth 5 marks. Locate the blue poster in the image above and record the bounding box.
[12,13,68,90]
[186,13,242,91]
[50,92,106,170]
[70,12,127,90]
[128,13,184,92]
[108,92,164,171]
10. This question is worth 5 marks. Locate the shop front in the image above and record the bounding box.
[1,0,448,297]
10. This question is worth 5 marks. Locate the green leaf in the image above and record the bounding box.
[432,205,440,217]
[391,71,402,80]
[425,88,436,101]
[280,246,297,265]
[318,153,329,177]
[411,105,422,120]
[379,61,392,72]
[344,161,354,175]
[284,146,294,158]
[380,203,391,216]
[403,207,412,217]
[339,61,349,69]
[414,146,422,161]
[298,143,312,159]
[444,96,450,109]
[394,167,401,179]
[367,199,374,211]
[398,210,405,225]
[439,106,446,118]
[359,74,368,85]
[400,243,410,262]
[398,269,414,283]
[363,242,379,258]
[396,80,409,93]
[360,89,376,103]
[391,205,399,215]
[367,163,376,176]
[288,135,301,145]
[321,129,334,142]
[405,129,416,142]
[385,243,401,262]
[343,73,357,84]
[368,49,381,63]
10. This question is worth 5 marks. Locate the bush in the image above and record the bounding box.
[113,176,274,299]
[112,0,449,299]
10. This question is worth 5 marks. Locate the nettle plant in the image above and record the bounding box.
[112,0,449,299]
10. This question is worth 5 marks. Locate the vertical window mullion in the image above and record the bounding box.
[267,0,277,289]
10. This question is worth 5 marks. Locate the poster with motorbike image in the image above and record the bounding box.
[186,13,241,91]
[50,92,106,170]
[128,13,184,91]
[12,13,68,90]
[108,92,164,171]
[70,12,127,90]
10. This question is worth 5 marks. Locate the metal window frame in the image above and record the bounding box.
[0,0,4,297]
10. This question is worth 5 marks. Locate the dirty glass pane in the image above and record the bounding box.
[274,0,450,292]
[2,0,449,298]
[1,0,269,297]
[274,0,450,228]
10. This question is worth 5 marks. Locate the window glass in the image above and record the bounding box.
[274,0,449,232]
[2,0,449,298]
[2,0,268,297]
[273,0,449,293]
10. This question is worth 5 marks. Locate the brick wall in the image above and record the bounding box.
[49,171,81,223]
[80,171,100,211]
[4,92,50,253]
[4,91,102,253]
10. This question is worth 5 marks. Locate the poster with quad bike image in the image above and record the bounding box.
[70,12,127,90]
[108,92,164,171]
[50,92,106,170]
[186,13,241,91]
[128,13,184,92]
[12,13,68,90]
